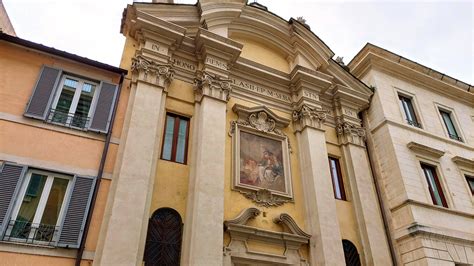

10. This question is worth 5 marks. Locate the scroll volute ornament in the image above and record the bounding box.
[335,116,366,146]
[194,71,232,102]
[292,104,329,131]
[131,55,174,88]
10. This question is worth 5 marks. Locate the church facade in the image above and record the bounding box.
[93,1,393,265]
[0,1,472,266]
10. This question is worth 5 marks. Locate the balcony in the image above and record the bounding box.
[2,220,59,246]
[46,108,90,129]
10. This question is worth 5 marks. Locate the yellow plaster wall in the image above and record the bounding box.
[327,143,364,255]
[230,35,290,73]
[149,80,195,219]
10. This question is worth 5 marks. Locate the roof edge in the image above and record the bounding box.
[0,32,127,75]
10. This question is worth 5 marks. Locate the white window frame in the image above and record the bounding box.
[49,74,100,129]
[434,103,465,143]
[5,169,73,245]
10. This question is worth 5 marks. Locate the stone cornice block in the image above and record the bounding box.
[195,28,243,63]
[290,65,333,92]
[407,141,445,158]
[451,156,474,169]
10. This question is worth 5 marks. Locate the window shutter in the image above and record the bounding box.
[88,82,118,133]
[57,175,96,248]
[24,66,62,119]
[0,163,27,237]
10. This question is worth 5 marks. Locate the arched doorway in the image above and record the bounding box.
[143,208,183,266]
[342,239,361,266]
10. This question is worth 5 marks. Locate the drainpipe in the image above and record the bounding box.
[75,73,125,266]
[359,103,399,266]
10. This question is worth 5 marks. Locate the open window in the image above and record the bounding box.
[0,163,96,248]
[24,66,118,133]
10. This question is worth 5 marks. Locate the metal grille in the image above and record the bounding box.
[3,220,59,246]
[406,119,422,128]
[343,240,361,266]
[46,108,90,129]
[144,208,183,266]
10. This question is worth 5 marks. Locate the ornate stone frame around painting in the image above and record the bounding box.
[232,123,294,204]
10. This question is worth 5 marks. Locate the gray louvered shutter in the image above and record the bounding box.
[88,82,118,133]
[0,163,27,237]
[57,175,96,248]
[24,66,62,119]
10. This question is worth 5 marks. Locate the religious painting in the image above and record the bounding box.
[233,124,293,200]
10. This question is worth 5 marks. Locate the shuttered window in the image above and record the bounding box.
[0,163,96,248]
[25,65,118,134]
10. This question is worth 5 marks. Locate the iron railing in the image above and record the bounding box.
[448,133,463,142]
[406,119,422,128]
[46,109,90,129]
[2,220,59,246]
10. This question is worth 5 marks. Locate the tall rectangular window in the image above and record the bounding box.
[421,164,448,208]
[439,110,462,141]
[6,170,71,244]
[329,157,346,200]
[398,95,421,128]
[466,175,474,195]
[161,113,190,164]
[50,75,98,129]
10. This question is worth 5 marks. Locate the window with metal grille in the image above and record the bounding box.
[342,239,361,266]
[398,95,421,128]
[439,109,462,142]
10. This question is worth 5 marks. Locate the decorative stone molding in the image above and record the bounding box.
[336,117,366,146]
[273,213,311,238]
[230,104,290,137]
[239,189,292,207]
[451,156,474,169]
[292,104,329,132]
[194,71,231,102]
[224,207,260,228]
[223,209,310,266]
[407,141,445,158]
[131,55,174,88]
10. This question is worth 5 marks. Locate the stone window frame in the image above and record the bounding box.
[393,87,424,129]
[413,155,452,209]
[160,112,191,165]
[392,87,425,128]
[451,156,474,202]
[433,102,466,143]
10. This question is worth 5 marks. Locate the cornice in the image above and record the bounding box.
[351,51,474,105]
[407,141,445,158]
[452,156,474,169]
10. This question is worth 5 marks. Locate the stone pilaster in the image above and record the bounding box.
[292,105,346,265]
[335,98,392,265]
[181,72,230,266]
[94,55,173,266]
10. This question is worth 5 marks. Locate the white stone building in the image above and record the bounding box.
[349,43,474,265]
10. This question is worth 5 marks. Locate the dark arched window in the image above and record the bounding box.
[342,239,361,266]
[144,208,183,266]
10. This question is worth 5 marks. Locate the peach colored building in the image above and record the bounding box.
[0,32,127,265]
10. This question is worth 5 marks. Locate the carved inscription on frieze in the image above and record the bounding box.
[205,57,228,70]
[145,41,168,55]
[172,57,197,72]
[231,78,291,103]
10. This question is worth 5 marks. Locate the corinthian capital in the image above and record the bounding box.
[194,71,231,102]
[292,104,329,132]
[131,55,174,88]
[335,116,366,146]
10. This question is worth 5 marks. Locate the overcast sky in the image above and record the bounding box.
[3,0,473,84]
